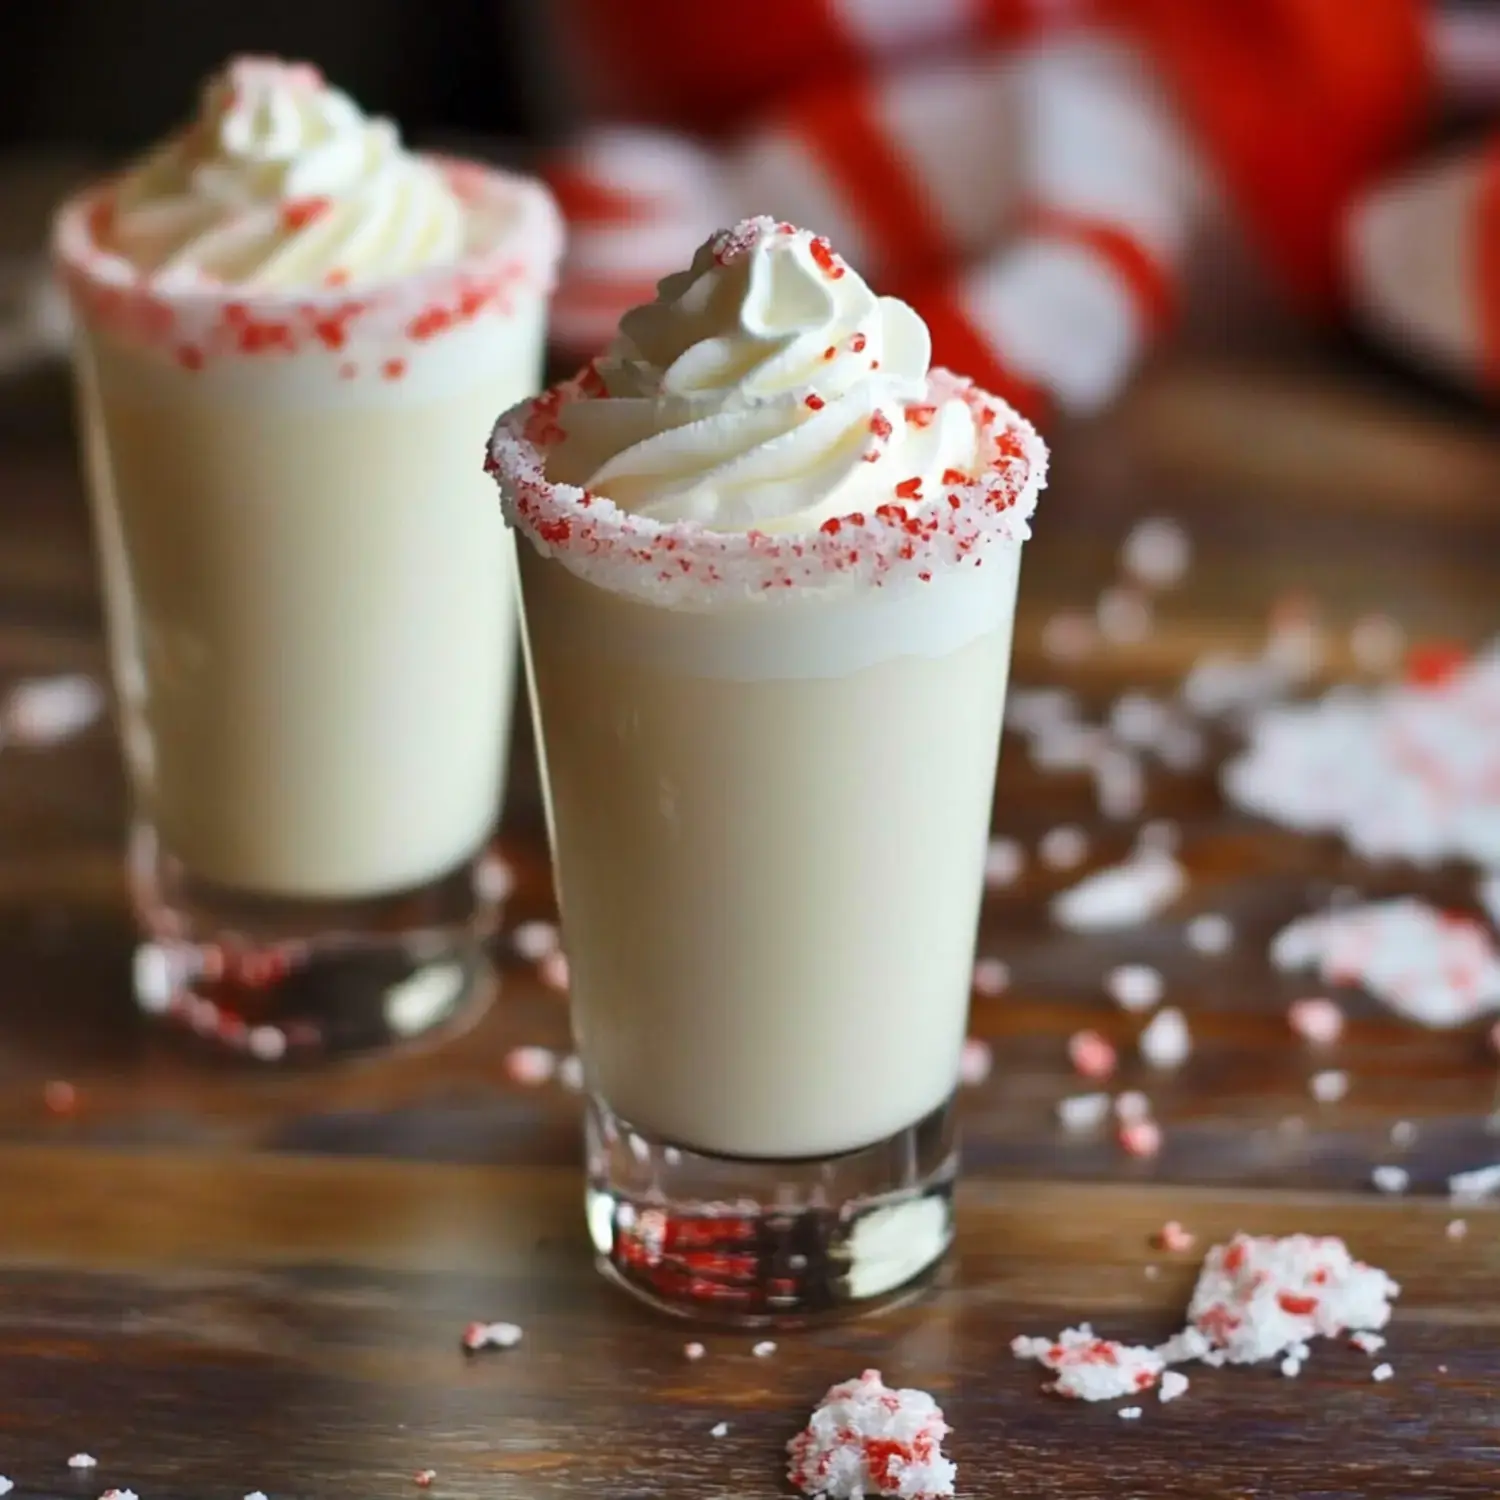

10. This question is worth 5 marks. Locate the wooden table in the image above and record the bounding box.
[2,345,1499,1499]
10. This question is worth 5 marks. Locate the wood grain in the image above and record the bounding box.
[2,343,1500,1495]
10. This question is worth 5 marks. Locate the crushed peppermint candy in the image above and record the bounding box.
[787,1370,955,1498]
[1272,899,1500,1027]
[473,851,515,904]
[958,1037,993,1086]
[511,919,560,961]
[1371,1165,1410,1195]
[1119,1118,1163,1158]
[70,1455,99,1469]
[1389,1119,1417,1148]
[1224,644,1500,868]
[1011,1326,1165,1401]
[971,957,1009,996]
[462,1319,523,1352]
[1184,1233,1398,1365]
[1287,997,1344,1044]
[984,837,1025,886]
[504,1044,556,1085]
[1371,1362,1394,1382]
[415,1469,437,1488]
[1153,1221,1196,1253]
[557,1053,585,1091]
[753,1340,777,1358]
[1114,1090,1152,1123]
[711,1422,730,1439]
[1,673,104,747]
[1052,853,1185,932]
[1349,1331,1387,1355]
[684,1341,706,1360]
[1185,913,1234,955]
[1158,1370,1189,1402]
[1056,1091,1112,1131]
[1139,1007,1191,1068]
[1447,1162,1500,1203]
[1446,1218,1469,1240]
[1121,517,1191,590]
[537,950,570,991]
[1309,1069,1350,1103]
[1107,964,1165,1013]
[1068,1028,1117,1081]
[1038,824,1089,870]
[1117,1406,1143,1420]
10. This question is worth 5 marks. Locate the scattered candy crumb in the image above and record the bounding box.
[414,1472,436,1490]
[1039,824,1089,870]
[1371,1165,1409,1195]
[1139,1007,1191,1068]
[984,837,1025,886]
[1119,1118,1163,1158]
[971,957,1009,996]
[753,1340,777,1358]
[1121,517,1191,590]
[557,1053,584,1091]
[712,1422,730,1439]
[1053,853,1185,933]
[1448,1163,1500,1203]
[69,1455,98,1469]
[1106,964,1165,1013]
[538,949,570,991]
[1158,1370,1189,1403]
[1185,913,1234,955]
[504,1045,556,1086]
[1371,1363,1394,1382]
[684,1341,705,1360]
[462,1320,523,1352]
[1068,1029,1117,1081]
[1117,1406,1143,1420]
[511,919,559,962]
[1310,1070,1349,1103]
[1287,997,1344,1044]
[44,1079,77,1114]
[1349,1331,1386,1355]
[1056,1091,1111,1132]
[1154,1221,1195,1253]
[1446,1219,1468,1240]
[958,1037,993,1086]
[1114,1090,1152,1124]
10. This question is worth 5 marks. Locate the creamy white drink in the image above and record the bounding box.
[56,58,561,899]
[491,220,1046,1163]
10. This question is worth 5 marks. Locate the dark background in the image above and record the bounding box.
[0,0,562,156]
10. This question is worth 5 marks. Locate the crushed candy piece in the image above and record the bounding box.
[711,1421,730,1439]
[787,1370,954,1498]
[684,1341,705,1360]
[1038,824,1089,870]
[1107,964,1164,1013]
[1139,1008,1190,1069]
[1309,1069,1349,1103]
[557,1053,585,1091]
[2,673,104,746]
[1068,1029,1117,1081]
[958,1037,993,1086]
[462,1320,523,1352]
[414,1472,436,1490]
[1158,1370,1189,1402]
[504,1045,556,1086]
[1185,913,1233,955]
[1096,586,1153,644]
[1273,900,1500,1028]
[984,837,1024,886]
[1287,997,1344,1044]
[1114,1090,1152,1123]
[1371,1362,1394,1382]
[1185,1233,1398,1365]
[538,949,570,991]
[971,958,1009,996]
[1052,854,1185,933]
[753,1340,777,1358]
[1154,1221,1195,1253]
[1371,1165,1409,1195]
[1117,1406,1143,1420]
[1121,518,1190,590]
[1011,1325,1164,1401]
[1041,609,1097,662]
[1448,1163,1500,1203]
[511,919,560,961]
[70,1455,98,1469]
[1349,1331,1386,1355]
[1119,1118,1163,1158]
[1447,1219,1468,1240]
[1056,1092,1111,1132]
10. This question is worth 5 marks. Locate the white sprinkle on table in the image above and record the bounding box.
[1107,964,1165,1013]
[1309,1069,1349,1103]
[1185,913,1234,955]
[1039,824,1089,870]
[1139,1007,1191,1068]
[1158,1370,1189,1402]
[69,1455,98,1469]
[1371,1165,1409,1195]
[710,1421,729,1438]
[752,1340,776,1357]
[1117,1405,1144,1420]
[1056,1092,1111,1132]
[1371,1363,1394,1382]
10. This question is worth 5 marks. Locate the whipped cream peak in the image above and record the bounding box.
[107,55,467,290]
[547,217,978,532]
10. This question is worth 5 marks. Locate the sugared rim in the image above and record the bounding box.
[485,368,1048,610]
[52,156,563,365]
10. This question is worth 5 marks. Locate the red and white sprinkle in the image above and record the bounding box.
[1107,963,1165,1013]
[1287,997,1344,1045]
[1011,1326,1165,1401]
[1139,1007,1191,1068]
[787,1370,955,1498]
[462,1320,523,1352]
[414,1470,436,1488]
[1154,1221,1196,1253]
[1119,1118,1163,1158]
[1068,1029,1117,1081]
[1052,853,1185,933]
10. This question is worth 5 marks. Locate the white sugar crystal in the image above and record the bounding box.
[69,1455,98,1469]
[1039,824,1089,870]
[1371,1165,1409,1195]
[711,1421,729,1438]
[1185,1233,1399,1365]
[1310,1070,1349,1103]
[787,1369,955,1498]
[1272,899,1500,1027]
[1185,913,1234,955]
[1448,1163,1500,1203]
[1139,1007,1191,1069]
[1097,586,1153,644]
[753,1340,777,1358]
[1056,1091,1111,1131]
[1107,963,1165,1012]
[511,919,560,962]
[2,673,104,746]
[1158,1370,1189,1403]
[1117,1406,1143,1420]
[1053,854,1185,932]
[1122,518,1190,589]
[1371,1362,1394,1382]
[984,836,1025,886]
[1114,1090,1152,1124]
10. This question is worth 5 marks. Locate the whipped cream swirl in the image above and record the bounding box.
[548,218,979,533]
[107,56,466,290]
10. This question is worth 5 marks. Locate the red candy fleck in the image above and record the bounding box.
[804,393,825,411]
[280,195,331,232]
[1406,641,1468,688]
[1277,1292,1319,1316]
[819,518,842,536]
[323,267,350,287]
[850,333,867,353]
[894,477,923,500]
[823,345,836,361]
[808,236,845,279]
[905,405,936,427]
[382,357,407,380]
[868,412,893,441]
[942,466,969,485]
[175,345,204,372]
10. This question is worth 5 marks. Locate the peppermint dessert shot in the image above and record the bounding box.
[54,57,562,1057]
[487,217,1046,1321]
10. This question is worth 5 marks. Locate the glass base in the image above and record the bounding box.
[128,824,505,1062]
[584,1094,958,1327]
